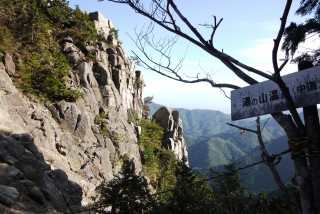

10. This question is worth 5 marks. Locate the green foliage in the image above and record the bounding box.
[189,136,246,168]
[142,96,153,119]
[94,114,295,213]
[134,77,144,90]
[296,0,320,16]
[112,131,124,143]
[266,177,301,214]
[128,108,140,124]
[0,0,99,101]
[144,96,154,105]
[61,6,98,47]
[109,28,119,39]
[93,159,156,213]
[18,49,82,101]
[139,119,164,150]
[162,162,215,213]
[138,119,165,182]
[212,163,245,194]
[143,144,156,163]
[148,103,293,193]
[0,26,16,53]
[210,163,253,213]
[95,112,125,143]
[250,192,271,214]
[94,112,111,137]
[282,0,320,65]
[154,149,177,204]
[138,118,215,211]
[138,119,178,204]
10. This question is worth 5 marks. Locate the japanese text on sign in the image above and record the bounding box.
[231,66,320,120]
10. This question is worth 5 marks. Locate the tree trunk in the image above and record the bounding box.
[272,112,316,214]
[303,105,320,214]
[299,61,320,214]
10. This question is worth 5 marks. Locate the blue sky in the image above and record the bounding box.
[68,0,313,114]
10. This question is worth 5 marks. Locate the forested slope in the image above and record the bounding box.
[150,102,295,192]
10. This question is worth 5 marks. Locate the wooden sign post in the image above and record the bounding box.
[231,66,320,121]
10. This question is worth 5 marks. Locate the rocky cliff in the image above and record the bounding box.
[153,107,188,165]
[0,8,189,212]
[0,11,144,212]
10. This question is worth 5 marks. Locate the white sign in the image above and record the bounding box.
[231,66,320,121]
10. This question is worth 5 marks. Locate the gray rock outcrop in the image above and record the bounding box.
[153,107,189,165]
[0,11,144,212]
[0,133,82,213]
[2,53,15,76]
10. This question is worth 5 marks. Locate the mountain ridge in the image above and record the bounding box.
[149,102,295,192]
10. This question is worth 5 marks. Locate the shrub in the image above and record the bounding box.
[128,108,140,124]
[18,50,82,101]
[0,26,16,53]
[0,0,99,102]
[138,119,178,200]
[109,28,119,39]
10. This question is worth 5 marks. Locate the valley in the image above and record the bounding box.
[150,103,295,192]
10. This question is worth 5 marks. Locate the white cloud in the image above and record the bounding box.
[238,38,275,63]
[236,37,298,74]
[236,35,320,78]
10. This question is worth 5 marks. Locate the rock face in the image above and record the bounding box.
[0,12,144,212]
[153,107,189,165]
[0,134,82,213]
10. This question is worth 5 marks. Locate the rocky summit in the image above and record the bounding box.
[0,10,188,213]
[153,107,188,165]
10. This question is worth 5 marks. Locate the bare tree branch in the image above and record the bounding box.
[272,0,292,73]
[268,0,305,131]
[226,123,256,133]
[199,16,223,47]
[133,50,240,89]
[278,59,289,72]
[129,23,242,90]
[104,0,274,83]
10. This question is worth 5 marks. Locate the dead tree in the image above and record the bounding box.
[228,118,301,214]
[99,1,319,213]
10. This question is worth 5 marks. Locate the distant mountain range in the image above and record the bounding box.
[149,102,294,192]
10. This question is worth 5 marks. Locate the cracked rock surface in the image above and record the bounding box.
[0,12,144,212]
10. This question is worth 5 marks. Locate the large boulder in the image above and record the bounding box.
[153,107,189,164]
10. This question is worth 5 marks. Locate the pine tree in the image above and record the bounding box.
[162,162,214,213]
[282,0,320,64]
[211,163,252,214]
[93,159,155,213]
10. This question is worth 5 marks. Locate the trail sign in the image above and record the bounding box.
[231,66,320,121]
